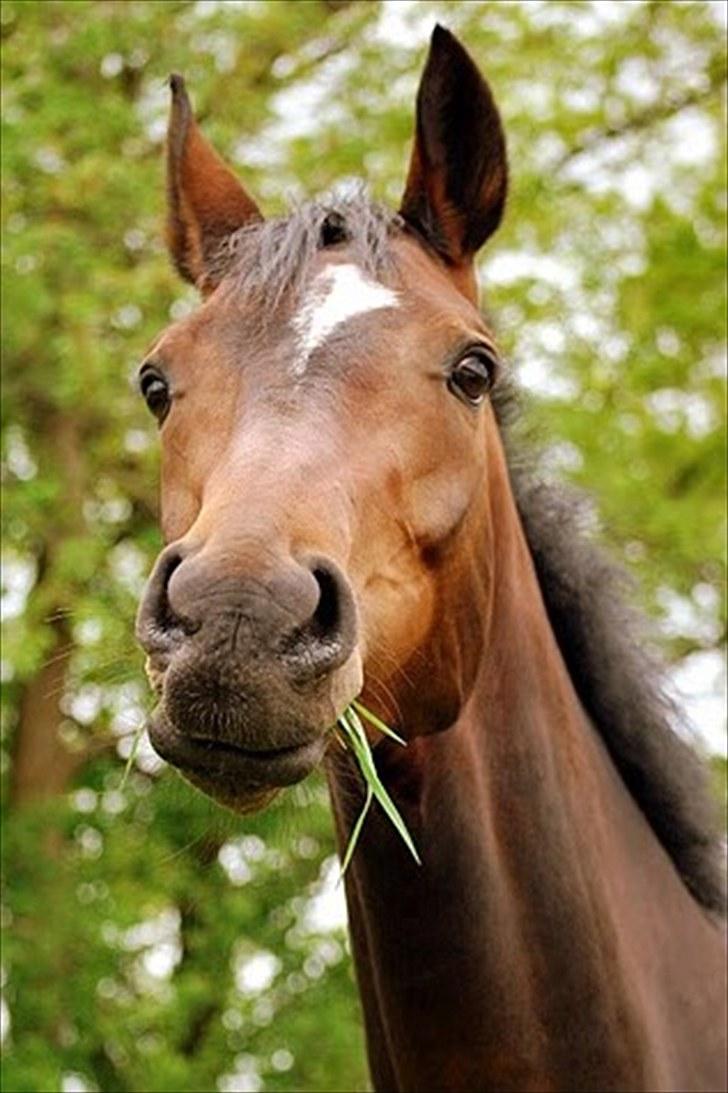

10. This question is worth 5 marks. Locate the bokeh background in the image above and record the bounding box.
[2,2,726,1091]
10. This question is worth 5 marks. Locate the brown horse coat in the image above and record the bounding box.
[135,26,727,1093]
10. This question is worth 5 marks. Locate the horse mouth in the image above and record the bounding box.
[142,638,362,810]
[147,705,328,804]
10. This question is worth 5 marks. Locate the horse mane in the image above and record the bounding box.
[492,382,726,916]
[217,193,726,915]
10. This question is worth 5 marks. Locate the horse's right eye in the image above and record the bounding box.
[139,369,171,423]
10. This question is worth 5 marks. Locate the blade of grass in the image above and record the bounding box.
[343,709,412,846]
[343,711,420,866]
[338,782,374,877]
[339,706,421,867]
[351,699,406,745]
[119,725,143,791]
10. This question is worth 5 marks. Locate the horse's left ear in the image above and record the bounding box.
[166,74,263,293]
[399,26,507,297]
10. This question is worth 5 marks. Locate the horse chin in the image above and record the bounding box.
[182,769,280,815]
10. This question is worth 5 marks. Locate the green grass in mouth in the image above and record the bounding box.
[121,696,421,872]
[336,699,421,875]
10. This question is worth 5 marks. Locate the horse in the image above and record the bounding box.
[134,26,726,1093]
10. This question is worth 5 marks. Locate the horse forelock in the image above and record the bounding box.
[208,189,400,312]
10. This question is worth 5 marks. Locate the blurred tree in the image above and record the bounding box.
[1,2,725,1091]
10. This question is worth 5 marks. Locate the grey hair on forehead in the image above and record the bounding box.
[209,187,401,310]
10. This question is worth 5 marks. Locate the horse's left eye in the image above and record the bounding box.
[139,369,170,422]
[448,352,496,407]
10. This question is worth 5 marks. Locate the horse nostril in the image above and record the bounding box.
[157,551,186,630]
[280,559,357,682]
[310,566,341,639]
[136,546,196,653]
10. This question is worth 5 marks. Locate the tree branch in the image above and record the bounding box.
[555,66,726,172]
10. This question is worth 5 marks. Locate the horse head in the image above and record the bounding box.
[135,26,508,811]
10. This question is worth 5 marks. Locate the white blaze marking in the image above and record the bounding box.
[292,263,398,374]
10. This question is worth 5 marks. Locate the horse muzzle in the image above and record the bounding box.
[135,542,362,808]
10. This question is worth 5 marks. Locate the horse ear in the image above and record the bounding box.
[399,26,507,289]
[166,74,262,292]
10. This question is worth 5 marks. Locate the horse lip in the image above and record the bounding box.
[147,711,327,788]
[144,654,169,696]
[188,735,320,762]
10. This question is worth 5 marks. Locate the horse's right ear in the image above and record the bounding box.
[166,74,262,293]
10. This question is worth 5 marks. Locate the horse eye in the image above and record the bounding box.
[448,352,496,407]
[139,369,170,422]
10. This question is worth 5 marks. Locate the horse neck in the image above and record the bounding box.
[327,429,723,1093]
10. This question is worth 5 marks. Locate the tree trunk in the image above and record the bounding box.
[9,615,81,806]
[10,413,88,807]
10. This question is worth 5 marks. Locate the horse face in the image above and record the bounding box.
[136,27,507,810]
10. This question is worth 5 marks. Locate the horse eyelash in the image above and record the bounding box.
[137,360,167,391]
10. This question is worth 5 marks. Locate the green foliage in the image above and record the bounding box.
[3,773,368,1093]
[2,2,725,1091]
